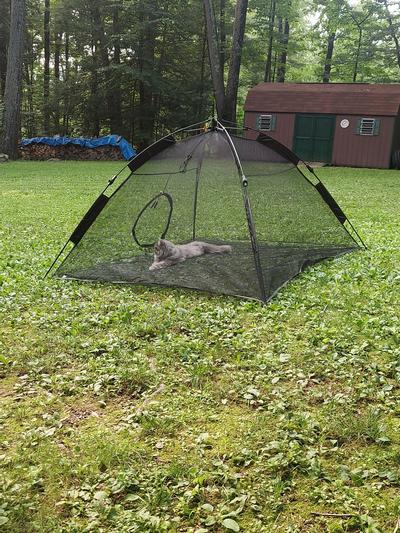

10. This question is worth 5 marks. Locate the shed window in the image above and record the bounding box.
[258,114,276,131]
[357,118,380,136]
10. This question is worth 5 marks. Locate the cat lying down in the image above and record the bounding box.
[149,239,232,271]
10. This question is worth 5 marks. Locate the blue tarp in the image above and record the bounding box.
[21,134,136,160]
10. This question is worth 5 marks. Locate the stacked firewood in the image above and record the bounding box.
[19,143,125,161]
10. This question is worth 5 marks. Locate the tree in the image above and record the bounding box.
[224,0,248,122]
[312,0,346,83]
[378,0,400,70]
[1,0,26,158]
[348,5,374,82]
[276,16,290,82]
[110,0,123,134]
[9,0,400,149]
[203,0,225,118]
[203,0,248,124]
[43,0,51,134]
[0,1,10,98]
[137,0,158,147]
[264,0,276,82]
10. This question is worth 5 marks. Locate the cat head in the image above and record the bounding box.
[154,239,173,259]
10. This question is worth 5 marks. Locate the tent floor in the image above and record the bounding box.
[57,241,358,301]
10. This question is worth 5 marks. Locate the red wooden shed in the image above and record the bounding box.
[244,82,400,168]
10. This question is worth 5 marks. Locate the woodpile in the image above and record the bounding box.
[19,143,125,161]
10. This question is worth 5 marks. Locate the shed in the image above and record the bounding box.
[244,82,400,168]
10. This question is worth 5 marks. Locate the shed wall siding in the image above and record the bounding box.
[244,110,396,168]
[390,116,400,157]
[244,112,295,148]
[332,115,394,168]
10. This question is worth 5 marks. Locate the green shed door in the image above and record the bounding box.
[293,114,335,163]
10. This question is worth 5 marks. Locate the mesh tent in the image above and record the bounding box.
[48,119,364,303]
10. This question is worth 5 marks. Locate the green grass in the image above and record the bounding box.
[0,161,400,532]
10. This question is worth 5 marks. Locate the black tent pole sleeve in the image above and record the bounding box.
[309,167,367,250]
[43,192,110,279]
[216,119,268,303]
[102,118,213,193]
[256,132,300,166]
[43,179,109,279]
[69,193,109,245]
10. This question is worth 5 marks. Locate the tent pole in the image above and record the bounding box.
[216,119,268,303]
[43,241,70,279]
[192,143,206,240]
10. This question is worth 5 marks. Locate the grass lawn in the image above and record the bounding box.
[0,161,400,532]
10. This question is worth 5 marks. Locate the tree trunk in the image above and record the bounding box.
[89,3,111,136]
[54,30,62,133]
[272,49,278,81]
[203,0,225,118]
[1,0,25,158]
[264,0,276,82]
[276,18,289,83]
[24,62,34,138]
[43,0,50,134]
[154,25,167,137]
[137,0,157,148]
[219,0,226,78]
[110,2,123,134]
[203,0,248,124]
[349,10,372,83]
[65,32,69,80]
[197,22,207,120]
[322,32,335,83]
[89,41,100,137]
[24,33,35,137]
[62,32,70,135]
[353,26,362,82]
[0,0,10,98]
[129,80,137,145]
[224,0,248,124]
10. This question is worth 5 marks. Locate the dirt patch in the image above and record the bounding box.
[65,406,99,425]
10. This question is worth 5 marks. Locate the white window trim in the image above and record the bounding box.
[359,118,376,136]
[259,114,274,131]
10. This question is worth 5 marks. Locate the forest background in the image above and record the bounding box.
[1,0,400,153]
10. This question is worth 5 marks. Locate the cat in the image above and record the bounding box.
[149,239,232,271]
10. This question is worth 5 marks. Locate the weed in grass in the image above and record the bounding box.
[322,406,388,445]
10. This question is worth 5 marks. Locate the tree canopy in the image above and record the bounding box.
[1,0,400,154]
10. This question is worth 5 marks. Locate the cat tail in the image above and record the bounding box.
[203,243,232,254]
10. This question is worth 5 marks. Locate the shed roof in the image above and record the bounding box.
[245,83,400,116]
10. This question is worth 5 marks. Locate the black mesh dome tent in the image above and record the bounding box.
[47,119,364,303]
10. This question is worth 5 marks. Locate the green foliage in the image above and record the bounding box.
[1,161,400,531]
[17,0,400,144]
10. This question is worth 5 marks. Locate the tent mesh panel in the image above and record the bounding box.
[55,130,359,302]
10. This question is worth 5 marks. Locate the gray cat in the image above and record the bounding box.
[149,239,232,271]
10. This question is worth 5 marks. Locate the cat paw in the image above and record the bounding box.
[149,263,162,271]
